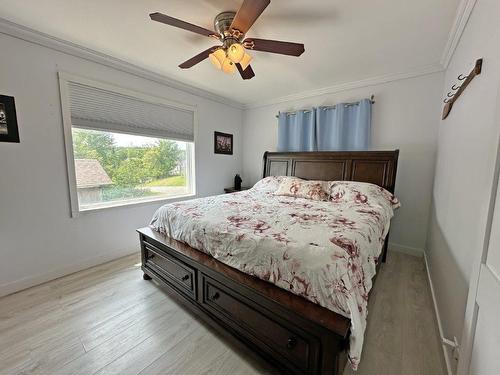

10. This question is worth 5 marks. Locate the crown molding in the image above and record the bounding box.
[244,64,444,109]
[0,17,245,110]
[440,0,478,68]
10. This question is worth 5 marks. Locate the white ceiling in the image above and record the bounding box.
[0,0,460,106]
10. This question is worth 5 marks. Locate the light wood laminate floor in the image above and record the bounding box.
[0,252,446,375]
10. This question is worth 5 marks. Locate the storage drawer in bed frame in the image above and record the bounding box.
[143,241,196,299]
[200,273,321,374]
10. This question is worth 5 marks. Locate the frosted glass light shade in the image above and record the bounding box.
[239,53,252,70]
[209,48,226,70]
[222,58,236,74]
[227,43,245,63]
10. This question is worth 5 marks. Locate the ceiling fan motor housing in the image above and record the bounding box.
[214,11,242,46]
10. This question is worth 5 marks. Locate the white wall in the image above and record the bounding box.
[426,0,500,371]
[0,33,243,296]
[242,73,444,252]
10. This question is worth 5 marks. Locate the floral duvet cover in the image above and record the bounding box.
[150,176,399,369]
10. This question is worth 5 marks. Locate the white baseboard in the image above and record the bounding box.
[389,242,424,257]
[0,247,139,298]
[424,252,455,375]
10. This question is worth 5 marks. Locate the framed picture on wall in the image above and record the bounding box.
[214,131,233,155]
[0,95,20,143]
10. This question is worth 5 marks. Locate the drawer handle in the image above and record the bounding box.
[287,337,297,349]
[181,274,190,281]
[211,292,220,301]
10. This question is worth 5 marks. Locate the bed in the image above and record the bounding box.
[138,150,399,375]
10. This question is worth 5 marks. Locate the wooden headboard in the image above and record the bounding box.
[263,150,399,193]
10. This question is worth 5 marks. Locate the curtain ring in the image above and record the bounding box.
[458,74,468,81]
[447,92,455,98]
[452,84,460,90]
[444,98,452,103]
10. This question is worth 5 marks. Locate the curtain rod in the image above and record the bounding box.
[275,95,375,119]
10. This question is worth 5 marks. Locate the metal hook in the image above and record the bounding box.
[458,74,468,81]
[447,92,455,98]
[452,84,461,90]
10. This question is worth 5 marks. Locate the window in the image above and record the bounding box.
[72,128,194,210]
[59,73,196,215]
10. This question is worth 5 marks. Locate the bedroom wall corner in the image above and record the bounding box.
[425,0,500,373]
[241,72,444,253]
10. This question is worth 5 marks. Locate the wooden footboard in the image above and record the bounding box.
[138,227,350,375]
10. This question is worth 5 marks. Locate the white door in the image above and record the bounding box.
[456,70,500,375]
[468,191,500,374]
[458,138,500,374]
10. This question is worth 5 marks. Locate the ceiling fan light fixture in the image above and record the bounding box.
[222,58,236,74]
[209,48,226,70]
[150,1,304,80]
[239,53,253,71]
[227,43,245,63]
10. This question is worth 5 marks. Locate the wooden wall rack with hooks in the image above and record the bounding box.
[442,58,483,120]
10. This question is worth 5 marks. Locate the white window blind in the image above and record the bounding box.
[67,81,195,142]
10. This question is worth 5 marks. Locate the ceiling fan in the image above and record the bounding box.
[149,0,305,80]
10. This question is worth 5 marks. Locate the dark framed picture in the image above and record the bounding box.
[214,131,233,155]
[0,95,20,143]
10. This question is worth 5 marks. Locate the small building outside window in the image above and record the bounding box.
[74,159,113,205]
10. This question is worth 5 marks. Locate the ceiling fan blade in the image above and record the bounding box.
[236,63,255,80]
[150,12,216,37]
[179,46,218,69]
[244,38,305,56]
[230,0,270,35]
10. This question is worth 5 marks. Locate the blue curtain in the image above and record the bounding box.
[277,99,372,152]
[277,110,316,152]
[315,99,372,151]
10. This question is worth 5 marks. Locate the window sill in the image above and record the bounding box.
[73,193,196,217]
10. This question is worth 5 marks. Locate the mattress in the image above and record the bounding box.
[150,176,400,369]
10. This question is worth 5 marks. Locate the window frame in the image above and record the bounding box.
[58,72,197,217]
